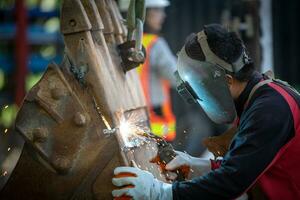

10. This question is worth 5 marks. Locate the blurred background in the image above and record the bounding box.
[0,0,299,156]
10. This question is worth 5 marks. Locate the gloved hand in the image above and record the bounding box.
[112,166,172,200]
[165,151,211,180]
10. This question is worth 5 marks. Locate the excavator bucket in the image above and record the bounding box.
[0,1,167,199]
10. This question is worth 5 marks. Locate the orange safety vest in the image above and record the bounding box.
[137,33,176,141]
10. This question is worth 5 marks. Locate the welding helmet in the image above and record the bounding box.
[174,31,250,124]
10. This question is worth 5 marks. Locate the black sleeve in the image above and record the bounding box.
[172,88,294,200]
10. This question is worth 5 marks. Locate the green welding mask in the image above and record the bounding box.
[174,31,249,124]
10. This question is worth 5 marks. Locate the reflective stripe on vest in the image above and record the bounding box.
[138,33,176,141]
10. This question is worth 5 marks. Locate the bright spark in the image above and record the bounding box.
[7,147,11,152]
[118,111,149,148]
[4,105,8,109]
[119,118,140,147]
[119,119,132,137]
[4,129,8,134]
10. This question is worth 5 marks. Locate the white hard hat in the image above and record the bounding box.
[145,0,170,8]
[118,0,170,12]
[118,0,131,12]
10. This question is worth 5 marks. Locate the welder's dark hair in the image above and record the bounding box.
[184,24,255,81]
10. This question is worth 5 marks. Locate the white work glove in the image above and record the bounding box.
[112,166,172,200]
[165,151,211,180]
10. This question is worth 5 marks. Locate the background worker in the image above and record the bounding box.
[136,0,177,141]
[112,24,300,199]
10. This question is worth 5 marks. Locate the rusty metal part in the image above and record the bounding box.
[60,0,91,35]
[106,0,124,44]
[95,0,116,43]
[14,63,94,174]
[0,0,166,199]
[0,59,122,200]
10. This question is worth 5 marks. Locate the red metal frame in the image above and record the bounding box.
[15,0,28,106]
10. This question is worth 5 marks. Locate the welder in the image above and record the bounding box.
[112,24,300,200]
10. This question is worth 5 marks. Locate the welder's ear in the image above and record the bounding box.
[225,74,233,87]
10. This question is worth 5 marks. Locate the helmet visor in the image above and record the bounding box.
[176,47,236,124]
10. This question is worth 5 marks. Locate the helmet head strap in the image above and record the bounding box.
[197,31,245,73]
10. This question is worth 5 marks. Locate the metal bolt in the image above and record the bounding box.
[69,19,76,27]
[74,112,86,126]
[2,171,8,177]
[32,128,48,143]
[52,156,72,174]
[51,88,65,100]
